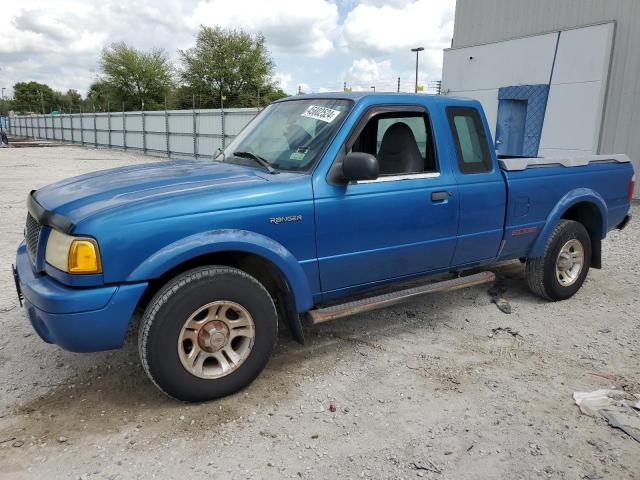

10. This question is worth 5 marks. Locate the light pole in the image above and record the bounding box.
[411,47,424,93]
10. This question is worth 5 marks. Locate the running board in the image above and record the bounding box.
[308,271,496,324]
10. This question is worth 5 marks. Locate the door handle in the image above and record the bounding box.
[431,191,451,202]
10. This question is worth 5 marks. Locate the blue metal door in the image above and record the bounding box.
[495,99,527,156]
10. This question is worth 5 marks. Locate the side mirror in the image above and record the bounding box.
[341,152,379,182]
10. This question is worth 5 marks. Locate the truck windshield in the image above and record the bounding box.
[220,99,352,172]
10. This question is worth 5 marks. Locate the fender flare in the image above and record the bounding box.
[530,188,607,258]
[126,229,314,312]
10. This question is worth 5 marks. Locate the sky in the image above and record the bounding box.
[0,0,456,98]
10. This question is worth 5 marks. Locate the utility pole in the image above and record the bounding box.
[220,89,226,149]
[428,80,443,95]
[411,47,424,93]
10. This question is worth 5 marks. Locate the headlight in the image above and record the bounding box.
[45,230,102,274]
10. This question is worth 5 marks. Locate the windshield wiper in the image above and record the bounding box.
[233,151,278,174]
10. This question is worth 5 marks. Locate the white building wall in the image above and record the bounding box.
[442,23,614,160]
[537,23,614,157]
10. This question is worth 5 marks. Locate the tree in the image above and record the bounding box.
[258,87,289,105]
[0,97,12,116]
[179,26,284,108]
[57,89,83,112]
[12,81,58,114]
[99,42,174,110]
[86,80,117,111]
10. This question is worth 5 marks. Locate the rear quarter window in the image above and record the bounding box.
[447,107,492,174]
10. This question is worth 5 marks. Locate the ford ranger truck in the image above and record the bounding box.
[13,93,634,401]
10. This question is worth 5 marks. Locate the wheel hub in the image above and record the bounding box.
[198,320,229,352]
[557,252,574,271]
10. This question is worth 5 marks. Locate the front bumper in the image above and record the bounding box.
[15,243,147,352]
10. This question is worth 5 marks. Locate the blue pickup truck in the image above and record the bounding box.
[13,93,634,401]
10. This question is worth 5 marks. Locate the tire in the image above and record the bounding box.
[526,220,591,301]
[138,266,278,402]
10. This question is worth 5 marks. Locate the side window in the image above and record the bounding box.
[351,111,437,175]
[447,107,492,174]
[377,117,427,159]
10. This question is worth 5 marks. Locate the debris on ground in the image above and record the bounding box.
[488,283,512,314]
[574,389,640,443]
[406,357,421,370]
[588,372,618,381]
[410,460,442,474]
[489,326,521,339]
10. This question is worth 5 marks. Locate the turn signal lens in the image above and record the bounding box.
[628,174,635,203]
[68,239,102,274]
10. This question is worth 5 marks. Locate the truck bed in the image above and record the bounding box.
[498,154,631,171]
[497,155,633,261]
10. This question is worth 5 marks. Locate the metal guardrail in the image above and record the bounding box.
[7,108,260,159]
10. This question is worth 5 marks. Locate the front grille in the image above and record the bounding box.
[25,213,42,263]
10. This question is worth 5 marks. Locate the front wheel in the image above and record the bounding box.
[138,266,278,402]
[525,220,591,301]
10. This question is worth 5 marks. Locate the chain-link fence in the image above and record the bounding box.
[7,108,260,159]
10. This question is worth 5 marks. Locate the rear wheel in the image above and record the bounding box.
[526,220,591,301]
[138,266,278,402]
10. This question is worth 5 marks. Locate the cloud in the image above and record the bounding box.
[357,0,410,7]
[344,58,393,90]
[341,0,455,57]
[190,0,339,57]
[273,72,293,94]
[0,0,455,98]
[0,0,198,95]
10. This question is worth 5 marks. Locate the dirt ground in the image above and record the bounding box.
[0,146,638,480]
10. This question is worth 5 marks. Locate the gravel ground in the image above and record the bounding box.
[0,146,638,480]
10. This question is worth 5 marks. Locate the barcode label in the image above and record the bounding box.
[300,105,341,123]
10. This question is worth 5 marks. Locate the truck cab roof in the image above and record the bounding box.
[275,92,479,108]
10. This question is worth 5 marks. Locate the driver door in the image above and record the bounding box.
[313,105,459,297]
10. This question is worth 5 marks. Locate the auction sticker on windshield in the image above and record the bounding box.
[301,105,341,123]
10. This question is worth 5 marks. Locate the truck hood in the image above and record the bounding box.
[32,160,272,228]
